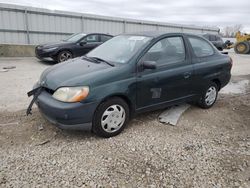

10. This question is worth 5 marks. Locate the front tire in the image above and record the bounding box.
[92,97,129,138]
[57,50,72,63]
[198,82,218,109]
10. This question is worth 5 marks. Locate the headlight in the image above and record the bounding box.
[43,47,58,52]
[52,86,89,102]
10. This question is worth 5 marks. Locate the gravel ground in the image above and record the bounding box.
[0,75,250,187]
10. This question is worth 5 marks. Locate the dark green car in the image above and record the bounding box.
[27,31,232,137]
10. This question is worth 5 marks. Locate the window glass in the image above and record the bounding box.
[216,35,223,42]
[87,35,152,64]
[209,35,216,41]
[64,33,86,42]
[101,35,112,42]
[142,36,185,66]
[83,35,99,43]
[188,37,214,57]
[202,35,209,40]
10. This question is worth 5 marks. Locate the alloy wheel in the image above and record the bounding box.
[59,51,72,62]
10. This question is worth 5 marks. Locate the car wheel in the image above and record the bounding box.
[234,42,250,54]
[92,97,129,138]
[198,82,218,109]
[57,50,72,63]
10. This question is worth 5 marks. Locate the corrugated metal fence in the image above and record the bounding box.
[0,3,219,44]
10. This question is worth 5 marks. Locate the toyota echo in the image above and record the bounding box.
[27,32,232,137]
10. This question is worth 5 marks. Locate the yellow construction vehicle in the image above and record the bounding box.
[233,31,250,54]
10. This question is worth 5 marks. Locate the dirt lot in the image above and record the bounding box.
[0,53,250,187]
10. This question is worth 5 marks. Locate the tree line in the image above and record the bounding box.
[220,24,243,37]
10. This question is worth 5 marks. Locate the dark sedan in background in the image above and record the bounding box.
[201,33,224,51]
[35,33,113,63]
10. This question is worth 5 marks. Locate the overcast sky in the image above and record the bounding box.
[1,0,250,32]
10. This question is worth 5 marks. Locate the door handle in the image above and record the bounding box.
[183,72,191,79]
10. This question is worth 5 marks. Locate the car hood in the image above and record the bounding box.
[38,41,74,49]
[40,58,115,90]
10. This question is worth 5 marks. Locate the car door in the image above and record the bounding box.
[136,35,195,110]
[76,34,102,56]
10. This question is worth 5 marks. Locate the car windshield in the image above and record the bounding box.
[63,33,86,42]
[87,35,152,64]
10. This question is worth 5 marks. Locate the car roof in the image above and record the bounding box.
[83,32,113,36]
[80,31,217,39]
[123,31,205,39]
[201,33,220,37]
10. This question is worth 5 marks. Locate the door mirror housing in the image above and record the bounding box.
[142,61,157,70]
[79,41,87,46]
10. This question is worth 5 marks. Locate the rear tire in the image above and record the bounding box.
[92,97,130,138]
[57,50,72,63]
[234,42,250,54]
[197,82,218,109]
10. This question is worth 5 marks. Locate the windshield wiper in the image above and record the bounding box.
[90,57,115,67]
[82,56,100,63]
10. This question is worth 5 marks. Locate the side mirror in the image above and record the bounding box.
[80,41,87,46]
[142,61,157,70]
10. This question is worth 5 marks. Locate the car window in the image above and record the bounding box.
[63,33,86,42]
[87,35,152,64]
[100,35,112,42]
[209,35,216,41]
[82,35,99,43]
[202,35,209,40]
[142,36,185,66]
[216,35,223,42]
[188,37,214,57]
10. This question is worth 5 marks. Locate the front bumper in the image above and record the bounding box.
[36,90,99,131]
[35,47,58,60]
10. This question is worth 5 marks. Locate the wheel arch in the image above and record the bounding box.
[97,94,135,117]
[56,48,74,57]
[211,78,221,91]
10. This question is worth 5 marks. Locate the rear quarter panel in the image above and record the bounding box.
[192,53,231,94]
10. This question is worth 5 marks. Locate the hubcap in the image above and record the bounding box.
[205,86,217,106]
[237,44,246,52]
[59,52,72,62]
[101,104,126,133]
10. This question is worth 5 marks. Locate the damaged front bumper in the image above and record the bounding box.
[27,87,99,131]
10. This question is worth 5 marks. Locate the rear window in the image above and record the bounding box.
[202,35,209,40]
[101,35,112,42]
[216,35,223,42]
[209,35,216,41]
[188,37,214,57]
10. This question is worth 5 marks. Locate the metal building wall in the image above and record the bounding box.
[0,3,219,44]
